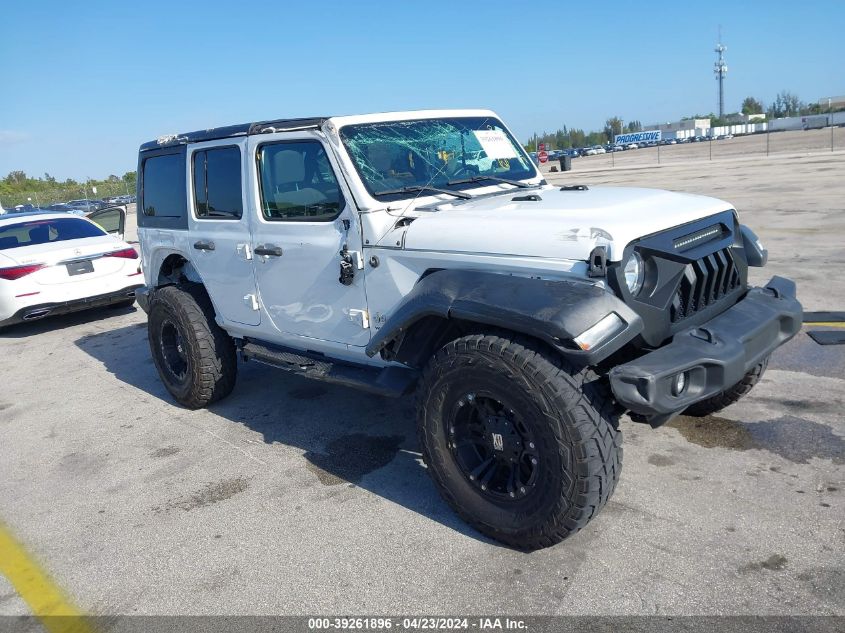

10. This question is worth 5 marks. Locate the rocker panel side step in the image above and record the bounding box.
[239,339,418,398]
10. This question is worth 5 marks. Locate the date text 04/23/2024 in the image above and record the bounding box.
[307,617,528,630]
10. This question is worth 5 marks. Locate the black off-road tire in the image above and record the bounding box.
[416,333,622,550]
[682,357,769,417]
[147,284,237,409]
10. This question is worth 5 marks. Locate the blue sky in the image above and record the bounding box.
[1,0,842,181]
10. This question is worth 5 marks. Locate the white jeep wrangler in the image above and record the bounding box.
[135,109,801,550]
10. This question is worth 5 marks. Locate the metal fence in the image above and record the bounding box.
[548,126,844,172]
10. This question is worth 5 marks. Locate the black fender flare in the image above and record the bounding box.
[365,269,643,366]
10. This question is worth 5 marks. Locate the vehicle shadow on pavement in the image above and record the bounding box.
[74,322,498,545]
[0,304,139,339]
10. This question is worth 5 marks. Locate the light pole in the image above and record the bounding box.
[830,98,834,152]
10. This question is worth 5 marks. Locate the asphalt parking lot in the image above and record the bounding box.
[1,146,843,617]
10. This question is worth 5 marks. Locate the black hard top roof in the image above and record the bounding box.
[139,117,330,152]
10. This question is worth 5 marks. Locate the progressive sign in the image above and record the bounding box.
[615,131,662,144]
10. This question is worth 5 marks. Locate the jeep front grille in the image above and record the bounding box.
[670,247,740,323]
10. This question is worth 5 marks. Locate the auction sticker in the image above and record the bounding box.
[472,130,517,159]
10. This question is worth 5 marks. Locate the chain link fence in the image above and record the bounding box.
[544,126,844,172]
[1,180,135,209]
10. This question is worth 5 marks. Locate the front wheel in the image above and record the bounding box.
[147,284,237,409]
[416,333,622,550]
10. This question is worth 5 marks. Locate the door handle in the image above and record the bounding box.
[254,244,283,257]
[193,240,215,251]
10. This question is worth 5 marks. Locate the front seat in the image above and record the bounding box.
[272,150,327,214]
[28,224,50,244]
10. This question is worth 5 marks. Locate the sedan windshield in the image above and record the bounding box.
[340,116,537,200]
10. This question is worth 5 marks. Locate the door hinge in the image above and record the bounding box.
[348,309,370,329]
[243,294,259,310]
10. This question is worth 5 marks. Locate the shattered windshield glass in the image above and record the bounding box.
[339,117,537,200]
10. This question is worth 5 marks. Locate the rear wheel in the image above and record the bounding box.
[682,357,769,417]
[147,284,237,409]
[416,333,622,550]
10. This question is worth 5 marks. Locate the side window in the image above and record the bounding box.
[258,141,343,222]
[142,154,184,217]
[193,146,243,220]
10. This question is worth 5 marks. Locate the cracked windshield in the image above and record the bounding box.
[340,117,537,199]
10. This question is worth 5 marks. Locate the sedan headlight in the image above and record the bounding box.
[624,251,644,296]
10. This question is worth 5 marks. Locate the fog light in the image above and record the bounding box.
[672,372,687,396]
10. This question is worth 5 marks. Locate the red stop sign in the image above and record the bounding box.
[538,150,548,163]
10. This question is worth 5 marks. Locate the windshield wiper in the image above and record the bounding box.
[446,175,533,189]
[374,185,472,200]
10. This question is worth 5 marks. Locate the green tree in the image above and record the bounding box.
[604,117,623,141]
[767,91,803,118]
[741,96,764,115]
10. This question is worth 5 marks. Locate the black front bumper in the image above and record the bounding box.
[0,285,143,328]
[609,276,802,424]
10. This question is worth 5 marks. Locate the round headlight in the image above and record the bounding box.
[624,251,644,296]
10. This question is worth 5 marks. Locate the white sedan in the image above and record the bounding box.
[0,210,142,328]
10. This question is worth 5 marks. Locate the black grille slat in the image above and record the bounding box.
[723,252,735,294]
[678,265,696,321]
[692,260,707,310]
[712,250,727,300]
[670,248,738,324]
[702,255,717,307]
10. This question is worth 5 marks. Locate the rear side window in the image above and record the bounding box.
[142,154,184,217]
[0,218,106,250]
[193,147,243,220]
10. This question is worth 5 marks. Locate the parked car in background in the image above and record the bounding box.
[462,150,495,172]
[626,143,638,150]
[66,199,110,213]
[0,210,140,328]
[103,194,136,205]
[45,203,84,214]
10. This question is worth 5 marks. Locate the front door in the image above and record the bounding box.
[86,206,125,239]
[248,135,369,347]
[187,140,260,326]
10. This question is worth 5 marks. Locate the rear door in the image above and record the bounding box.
[187,139,260,326]
[247,133,369,346]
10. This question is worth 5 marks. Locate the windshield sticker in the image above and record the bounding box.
[472,130,518,159]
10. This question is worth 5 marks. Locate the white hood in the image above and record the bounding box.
[401,186,733,262]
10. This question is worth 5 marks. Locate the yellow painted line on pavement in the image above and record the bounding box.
[0,522,93,633]
[804,322,845,329]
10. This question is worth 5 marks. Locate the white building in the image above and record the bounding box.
[643,118,711,140]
